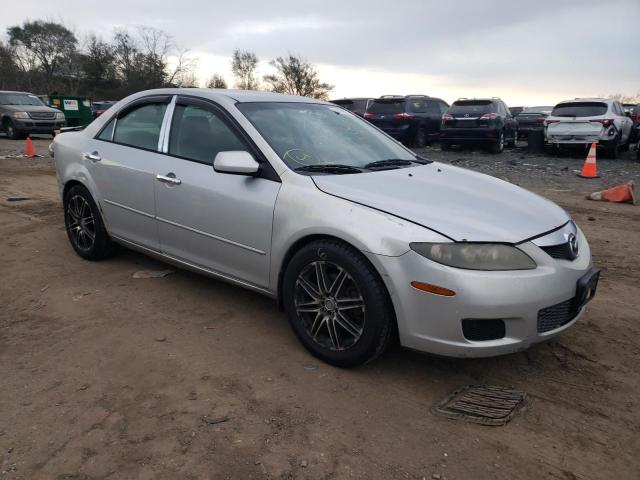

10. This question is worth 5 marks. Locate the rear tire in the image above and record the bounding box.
[507,129,517,148]
[605,135,620,159]
[282,240,394,368]
[413,127,427,148]
[64,184,116,261]
[490,130,505,154]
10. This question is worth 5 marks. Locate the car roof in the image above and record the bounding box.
[126,88,328,105]
[557,98,611,105]
[0,90,35,95]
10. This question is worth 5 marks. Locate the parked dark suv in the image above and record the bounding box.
[330,98,374,117]
[440,98,518,153]
[363,95,449,147]
[0,90,66,139]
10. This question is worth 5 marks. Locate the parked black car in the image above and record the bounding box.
[440,98,518,153]
[363,95,449,147]
[0,90,66,139]
[330,98,374,117]
[623,104,640,143]
[91,101,117,118]
[509,106,524,116]
[515,106,553,140]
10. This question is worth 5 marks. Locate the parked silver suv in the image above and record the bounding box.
[545,98,633,158]
[52,89,598,367]
[0,90,66,139]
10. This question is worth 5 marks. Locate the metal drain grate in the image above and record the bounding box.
[432,385,526,426]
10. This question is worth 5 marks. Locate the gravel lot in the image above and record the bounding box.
[1,135,639,480]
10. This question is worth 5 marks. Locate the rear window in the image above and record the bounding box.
[448,100,495,115]
[521,106,553,115]
[332,99,369,112]
[369,99,405,114]
[551,102,608,117]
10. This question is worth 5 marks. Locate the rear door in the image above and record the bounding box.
[87,95,171,250]
[153,96,281,288]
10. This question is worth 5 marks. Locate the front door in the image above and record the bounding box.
[153,96,281,289]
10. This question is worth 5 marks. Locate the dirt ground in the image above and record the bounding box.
[1,136,639,480]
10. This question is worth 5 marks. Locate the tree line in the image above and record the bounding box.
[0,20,334,101]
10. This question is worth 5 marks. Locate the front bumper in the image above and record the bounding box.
[440,128,500,144]
[15,119,66,133]
[365,227,594,358]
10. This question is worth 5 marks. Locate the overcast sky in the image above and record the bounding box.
[3,0,639,105]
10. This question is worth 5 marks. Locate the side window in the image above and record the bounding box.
[113,103,167,150]
[425,100,440,113]
[97,118,115,141]
[169,104,247,164]
[409,99,426,113]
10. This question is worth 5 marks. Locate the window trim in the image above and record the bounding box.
[94,94,173,153]
[165,95,281,182]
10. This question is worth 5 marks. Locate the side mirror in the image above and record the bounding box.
[213,151,260,176]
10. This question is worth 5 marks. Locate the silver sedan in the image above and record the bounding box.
[52,88,599,367]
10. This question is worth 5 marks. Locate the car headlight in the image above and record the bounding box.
[55,112,65,120]
[410,243,537,270]
[11,111,29,119]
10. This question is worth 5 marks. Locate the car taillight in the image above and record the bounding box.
[392,112,415,121]
[632,114,640,122]
[544,119,560,126]
[536,117,546,124]
[363,112,373,120]
[479,113,498,120]
[591,119,615,127]
[442,113,454,121]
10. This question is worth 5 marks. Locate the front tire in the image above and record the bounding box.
[64,184,116,260]
[282,240,394,368]
[3,120,24,140]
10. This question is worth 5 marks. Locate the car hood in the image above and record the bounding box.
[2,104,60,113]
[312,163,570,243]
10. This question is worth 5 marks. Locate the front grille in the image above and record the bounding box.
[537,298,579,333]
[29,111,56,120]
[462,319,506,341]
[540,242,574,260]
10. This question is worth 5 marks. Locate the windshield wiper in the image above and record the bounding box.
[295,164,363,174]
[364,158,429,170]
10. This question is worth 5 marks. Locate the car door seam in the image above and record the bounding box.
[155,216,266,255]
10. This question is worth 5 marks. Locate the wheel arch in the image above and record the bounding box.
[275,233,396,325]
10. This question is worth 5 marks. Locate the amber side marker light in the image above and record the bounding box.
[410,281,456,297]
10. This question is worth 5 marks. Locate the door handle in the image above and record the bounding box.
[83,151,101,162]
[156,173,182,185]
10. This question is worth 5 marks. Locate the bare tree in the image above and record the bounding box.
[206,73,228,89]
[606,92,640,103]
[263,54,333,100]
[231,49,259,90]
[166,48,198,87]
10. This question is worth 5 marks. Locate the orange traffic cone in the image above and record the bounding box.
[578,142,599,179]
[587,181,636,205]
[24,137,37,157]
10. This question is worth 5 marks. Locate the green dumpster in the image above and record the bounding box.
[41,95,93,128]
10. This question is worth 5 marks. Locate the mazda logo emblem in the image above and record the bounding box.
[568,233,579,258]
[464,113,469,117]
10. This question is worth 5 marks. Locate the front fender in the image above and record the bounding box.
[269,172,449,292]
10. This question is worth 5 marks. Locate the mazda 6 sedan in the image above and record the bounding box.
[52,88,599,367]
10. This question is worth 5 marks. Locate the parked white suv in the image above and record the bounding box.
[545,98,633,158]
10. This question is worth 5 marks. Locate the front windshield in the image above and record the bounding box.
[236,102,416,170]
[0,93,45,106]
